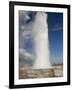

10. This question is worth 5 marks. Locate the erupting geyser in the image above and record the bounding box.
[32,12,52,69]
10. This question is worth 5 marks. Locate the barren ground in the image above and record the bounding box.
[19,64,63,79]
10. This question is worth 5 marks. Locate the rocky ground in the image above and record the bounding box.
[19,64,63,79]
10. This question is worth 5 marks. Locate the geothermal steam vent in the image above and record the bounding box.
[32,12,52,69]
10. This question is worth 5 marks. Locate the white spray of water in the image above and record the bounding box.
[32,12,51,69]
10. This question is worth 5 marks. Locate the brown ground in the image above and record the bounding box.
[19,65,63,79]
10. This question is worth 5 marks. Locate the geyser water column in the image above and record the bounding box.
[32,12,52,69]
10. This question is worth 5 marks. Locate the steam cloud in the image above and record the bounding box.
[32,12,51,69]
